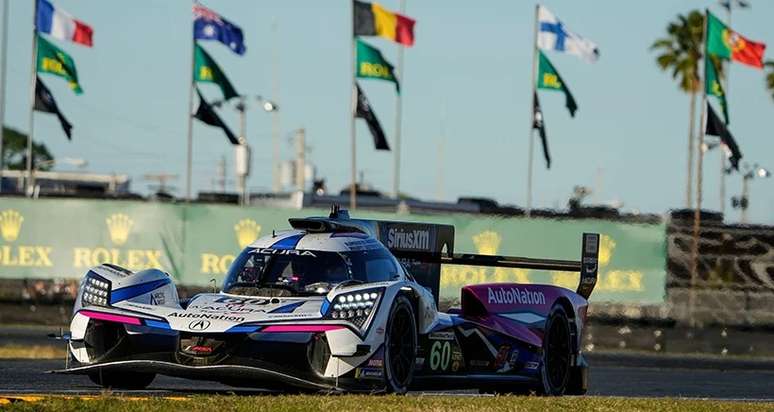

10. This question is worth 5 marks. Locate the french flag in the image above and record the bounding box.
[36,0,93,47]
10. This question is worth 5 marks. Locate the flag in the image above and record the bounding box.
[35,0,93,47]
[353,0,415,47]
[536,51,577,117]
[194,43,239,100]
[706,11,765,69]
[532,92,550,168]
[705,102,742,170]
[36,34,82,94]
[193,3,245,55]
[34,76,72,140]
[705,54,729,124]
[356,83,390,150]
[194,88,239,145]
[356,39,400,92]
[537,5,599,63]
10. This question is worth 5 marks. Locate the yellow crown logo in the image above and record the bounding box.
[0,209,23,242]
[106,214,133,246]
[234,219,261,249]
[473,230,502,255]
[599,235,616,267]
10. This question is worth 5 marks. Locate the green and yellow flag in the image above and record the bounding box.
[356,39,399,92]
[36,34,82,94]
[194,43,239,100]
[705,54,729,124]
[536,51,577,117]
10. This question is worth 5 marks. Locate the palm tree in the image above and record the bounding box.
[650,11,705,209]
[765,61,774,101]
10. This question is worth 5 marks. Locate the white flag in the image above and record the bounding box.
[537,5,599,63]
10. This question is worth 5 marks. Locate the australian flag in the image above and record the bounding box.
[193,3,245,55]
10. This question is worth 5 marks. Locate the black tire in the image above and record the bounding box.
[538,304,572,396]
[88,370,156,390]
[383,295,417,394]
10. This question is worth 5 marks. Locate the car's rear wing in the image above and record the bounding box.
[389,233,600,301]
[290,207,600,302]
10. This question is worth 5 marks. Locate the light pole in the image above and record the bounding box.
[212,95,278,206]
[732,164,770,223]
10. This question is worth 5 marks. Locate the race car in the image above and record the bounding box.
[56,207,600,395]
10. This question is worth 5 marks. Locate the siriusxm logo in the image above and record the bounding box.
[386,228,430,250]
[487,287,546,306]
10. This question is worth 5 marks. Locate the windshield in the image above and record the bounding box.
[222,247,401,296]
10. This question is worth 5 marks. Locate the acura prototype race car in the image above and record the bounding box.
[56,207,600,395]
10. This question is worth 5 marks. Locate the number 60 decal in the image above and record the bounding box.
[429,341,451,371]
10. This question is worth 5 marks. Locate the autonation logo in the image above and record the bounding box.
[386,227,430,250]
[487,287,546,306]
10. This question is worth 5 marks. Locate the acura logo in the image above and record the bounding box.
[188,320,211,331]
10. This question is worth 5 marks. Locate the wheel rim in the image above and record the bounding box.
[387,305,414,386]
[546,314,570,390]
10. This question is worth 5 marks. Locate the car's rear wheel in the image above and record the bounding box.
[538,304,572,396]
[383,295,417,394]
[88,370,155,390]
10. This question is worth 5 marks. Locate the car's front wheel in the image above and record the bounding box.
[383,295,417,394]
[88,370,155,390]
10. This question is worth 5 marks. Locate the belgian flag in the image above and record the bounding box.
[354,1,415,47]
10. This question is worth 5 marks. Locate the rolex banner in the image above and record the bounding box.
[356,39,400,92]
[0,198,667,304]
[36,34,83,94]
[194,43,239,101]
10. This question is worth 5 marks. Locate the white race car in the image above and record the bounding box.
[57,207,600,395]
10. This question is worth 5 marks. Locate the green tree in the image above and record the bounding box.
[766,60,774,101]
[1,127,54,171]
[650,10,708,209]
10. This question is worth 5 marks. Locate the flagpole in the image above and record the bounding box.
[719,5,732,216]
[185,37,195,201]
[0,0,9,190]
[349,3,357,210]
[690,9,710,328]
[391,0,406,199]
[25,0,38,197]
[525,4,539,217]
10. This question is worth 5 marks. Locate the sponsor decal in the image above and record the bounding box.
[257,248,316,257]
[150,292,165,305]
[415,357,425,367]
[213,297,271,306]
[376,327,385,335]
[494,345,511,370]
[429,331,455,341]
[354,367,383,379]
[367,358,384,368]
[386,227,430,250]
[525,361,539,370]
[487,287,546,306]
[188,320,211,331]
[469,359,489,367]
[168,312,245,322]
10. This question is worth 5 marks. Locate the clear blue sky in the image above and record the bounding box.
[3,1,773,224]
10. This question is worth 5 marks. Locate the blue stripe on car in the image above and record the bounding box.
[269,301,305,313]
[226,325,262,333]
[144,319,171,329]
[320,298,330,315]
[110,278,171,304]
[270,233,304,250]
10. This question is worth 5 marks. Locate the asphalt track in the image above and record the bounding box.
[1,355,774,400]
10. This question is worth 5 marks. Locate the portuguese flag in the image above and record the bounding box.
[354,0,415,47]
[706,11,765,69]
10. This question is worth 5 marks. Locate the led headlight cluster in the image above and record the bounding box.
[331,291,379,320]
[82,276,110,306]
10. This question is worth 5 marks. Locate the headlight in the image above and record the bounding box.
[326,289,382,328]
[81,274,111,307]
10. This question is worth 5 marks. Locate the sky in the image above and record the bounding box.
[2,0,773,224]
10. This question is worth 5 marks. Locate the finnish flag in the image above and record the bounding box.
[537,5,599,63]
